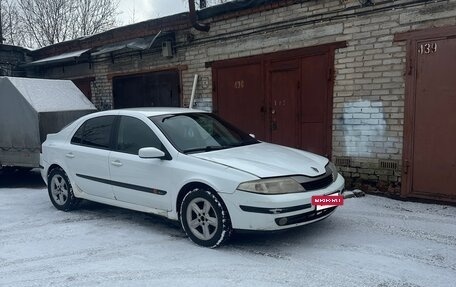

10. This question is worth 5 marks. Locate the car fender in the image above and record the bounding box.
[169,161,259,219]
[175,154,258,193]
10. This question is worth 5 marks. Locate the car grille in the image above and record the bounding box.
[274,207,337,226]
[300,173,333,191]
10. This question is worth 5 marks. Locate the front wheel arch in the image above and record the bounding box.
[176,182,229,219]
[177,182,210,216]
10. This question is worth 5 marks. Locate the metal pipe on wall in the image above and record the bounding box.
[189,74,199,108]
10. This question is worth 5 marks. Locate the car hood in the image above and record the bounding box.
[191,142,328,178]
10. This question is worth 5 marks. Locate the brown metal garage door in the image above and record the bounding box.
[396,27,456,202]
[214,60,266,140]
[112,70,180,108]
[212,43,344,156]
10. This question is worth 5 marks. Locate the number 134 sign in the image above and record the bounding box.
[418,42,437,55]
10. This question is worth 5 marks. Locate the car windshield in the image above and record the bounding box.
[150,113,259,154]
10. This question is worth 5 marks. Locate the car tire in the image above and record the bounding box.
[47,168,80,211]
[180,189,232,248]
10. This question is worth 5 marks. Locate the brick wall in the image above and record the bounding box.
[31,0,456,192]
[330,0,456,189]
[183,0,456,191]
[0,45,28,76]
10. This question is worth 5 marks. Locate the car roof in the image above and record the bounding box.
[97,107,209,117]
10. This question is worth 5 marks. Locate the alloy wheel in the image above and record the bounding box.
[50,174,69,206]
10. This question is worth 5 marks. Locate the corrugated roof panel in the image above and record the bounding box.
[25,49,90,67]
[91,31,162,56]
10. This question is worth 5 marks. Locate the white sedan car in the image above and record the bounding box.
[40,108,345,247]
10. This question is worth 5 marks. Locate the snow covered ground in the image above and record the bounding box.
[1,171,455,287]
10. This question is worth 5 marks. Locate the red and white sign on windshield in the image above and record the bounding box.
[311,193,344,211]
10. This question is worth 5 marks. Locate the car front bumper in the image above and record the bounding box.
[219,174,345,231]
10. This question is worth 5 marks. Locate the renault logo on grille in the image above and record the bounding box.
[311,167,319,173]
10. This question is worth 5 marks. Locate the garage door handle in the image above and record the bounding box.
[65,153,75,159]
[111,160,123,167]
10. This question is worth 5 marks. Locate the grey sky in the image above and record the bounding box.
[117,0,187,25]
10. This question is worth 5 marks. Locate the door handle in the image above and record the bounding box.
[65,153,75,159]
[271,121,278,131]
[111,160,123,167]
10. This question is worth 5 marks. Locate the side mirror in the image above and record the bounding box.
[138,147,165,159]
[249,133,256,138]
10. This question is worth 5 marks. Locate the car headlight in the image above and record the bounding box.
[237,177,305,194]
[326,161,338,182]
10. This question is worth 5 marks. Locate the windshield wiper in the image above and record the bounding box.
[229,140,259,147]
[183,145,231,154]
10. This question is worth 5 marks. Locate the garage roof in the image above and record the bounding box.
[24,49,90,67]
[91,31,162,56]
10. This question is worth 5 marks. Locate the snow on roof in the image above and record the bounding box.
[119,107,207,117]
[5,77,96,112]
[26,49,90,66]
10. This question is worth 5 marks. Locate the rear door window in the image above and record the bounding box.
[71,116,116,149]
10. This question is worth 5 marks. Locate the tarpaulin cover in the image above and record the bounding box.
[0,77,96,167]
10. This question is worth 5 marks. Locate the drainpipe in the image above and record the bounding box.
[189,74,199,108]
[188,0,210,32]
[0,0,4,44]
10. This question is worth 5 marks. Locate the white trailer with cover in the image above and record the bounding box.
[0,77,96,170]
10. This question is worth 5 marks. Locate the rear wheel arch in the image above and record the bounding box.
[47,164,77,190]
[47,167,80,211]
[47,164,63,177]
